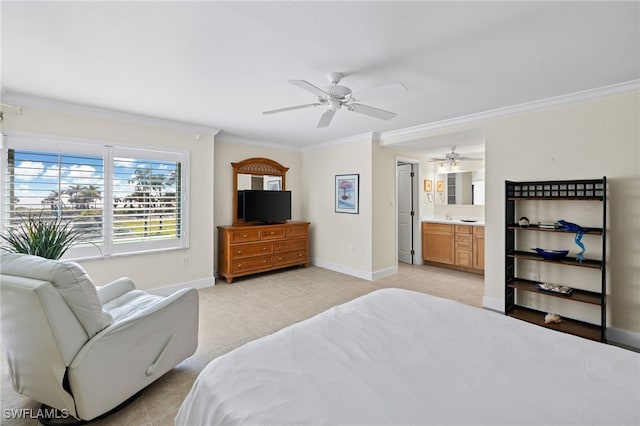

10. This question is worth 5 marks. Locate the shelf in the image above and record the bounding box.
[507,278,602,305]
[505,178,606,342]
[507,196,604,201]
[507,305,603,342]
[505,179,605,200]
[507,224,603,235]
[507,250,602,269]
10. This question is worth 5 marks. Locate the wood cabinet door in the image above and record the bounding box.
[422,223,455,265]
[473,235,485,270]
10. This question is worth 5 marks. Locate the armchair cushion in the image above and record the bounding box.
[0,253,112,337]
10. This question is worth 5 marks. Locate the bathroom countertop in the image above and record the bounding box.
[421,217,485,226]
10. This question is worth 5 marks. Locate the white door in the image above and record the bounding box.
[397,163,414,264]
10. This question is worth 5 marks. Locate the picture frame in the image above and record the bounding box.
[424,179,433,192]
[267,180,281,190]
[436,180,444,193]
[335,174,359,214]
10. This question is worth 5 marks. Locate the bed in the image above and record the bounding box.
[176,288,639,425]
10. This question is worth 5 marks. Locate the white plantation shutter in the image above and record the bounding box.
[111,150,184,252]
[4,149,105,250]
[2,137,189,258]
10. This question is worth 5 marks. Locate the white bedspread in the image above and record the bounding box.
[176,288,639,426]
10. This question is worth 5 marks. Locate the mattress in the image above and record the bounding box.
[176,288,639,425]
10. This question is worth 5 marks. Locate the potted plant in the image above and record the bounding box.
[0,211,82,260]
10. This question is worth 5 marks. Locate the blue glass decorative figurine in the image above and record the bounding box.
[558,219,585,262]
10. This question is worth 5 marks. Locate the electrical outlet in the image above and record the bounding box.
[181,256,189,266]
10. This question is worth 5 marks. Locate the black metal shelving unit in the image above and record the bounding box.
[505,178,607,342]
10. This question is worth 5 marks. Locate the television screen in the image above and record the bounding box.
[241,190,292,223]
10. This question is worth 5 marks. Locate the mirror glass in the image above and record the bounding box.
[237,174,283,191]
[436,171,485,205]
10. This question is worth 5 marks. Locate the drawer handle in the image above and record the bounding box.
[277,257,282,261]
[270,231,275,235]
[298,253,302,257]
[237,264,242,268]
[263,259,267,263]
[242,234,248,238]
[237,250,242,254]
[263,247,267,250]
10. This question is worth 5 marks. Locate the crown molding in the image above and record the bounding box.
[379,79,640,145]
[214,132,299,151]
[1,90,221,136]
[302,131,375,152]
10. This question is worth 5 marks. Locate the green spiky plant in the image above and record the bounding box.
[1,211,82,260]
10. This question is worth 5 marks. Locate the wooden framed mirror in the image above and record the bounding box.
[232,157,289,225]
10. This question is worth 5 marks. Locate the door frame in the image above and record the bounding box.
[396,157,423,266]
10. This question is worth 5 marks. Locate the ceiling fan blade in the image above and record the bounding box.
[263,103,323,115]
[458,156,483,161]
[317,109,337,128]
[348,103,397,120]
[289,80,329,98]
[351,82,408,101]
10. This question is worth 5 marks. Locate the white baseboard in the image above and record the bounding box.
[311,258,394,281]
[148,276,215,296]
[482,296,505,313]
[310,258,371,280]
[372,266,398,281]
[607,327,640,351]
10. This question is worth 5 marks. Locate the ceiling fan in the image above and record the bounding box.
[263,72,406,128]
[429,146,483,166]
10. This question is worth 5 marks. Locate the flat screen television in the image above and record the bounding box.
[238,190,292,223]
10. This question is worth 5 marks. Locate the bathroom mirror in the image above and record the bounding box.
[436,171,485,205]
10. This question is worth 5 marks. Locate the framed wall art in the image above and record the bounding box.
[335,174,359,214]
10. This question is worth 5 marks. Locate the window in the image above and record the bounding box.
[1,136,189,259]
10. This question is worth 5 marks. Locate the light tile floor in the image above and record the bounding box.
[1,263,484,426]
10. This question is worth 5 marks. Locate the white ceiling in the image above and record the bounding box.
[2,1,638,151]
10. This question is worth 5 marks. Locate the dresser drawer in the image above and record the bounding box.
[455,233,472,243]
[261,227,286,240]
[274,250,307,265]
[230,229,260,243]
[231,242,272,259]
[274,238,307,253]
[473,226,484,236]
[231,254,272,273]
[286,224,308,238]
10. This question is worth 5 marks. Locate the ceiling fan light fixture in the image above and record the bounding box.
[263,72,403,128]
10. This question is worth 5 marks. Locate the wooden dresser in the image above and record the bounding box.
[217,221,310,283]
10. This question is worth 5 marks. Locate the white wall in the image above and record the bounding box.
[1,99,216,290]
[301,135,373,279]
[483,91,639,334]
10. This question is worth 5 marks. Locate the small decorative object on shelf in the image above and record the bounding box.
[518,217,530,227]
[558,219,586,262]
[532,248,569,260]
[537,282,574,295]
[544,313,562,324]
[538,222,561,229]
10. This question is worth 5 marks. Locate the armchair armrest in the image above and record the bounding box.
[96,277,136,304]
[66,288,198,420]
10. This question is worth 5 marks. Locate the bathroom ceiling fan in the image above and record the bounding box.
[263,72,407,128]
[429,146,483,166]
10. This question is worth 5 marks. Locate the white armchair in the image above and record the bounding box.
[0,253,199,421]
